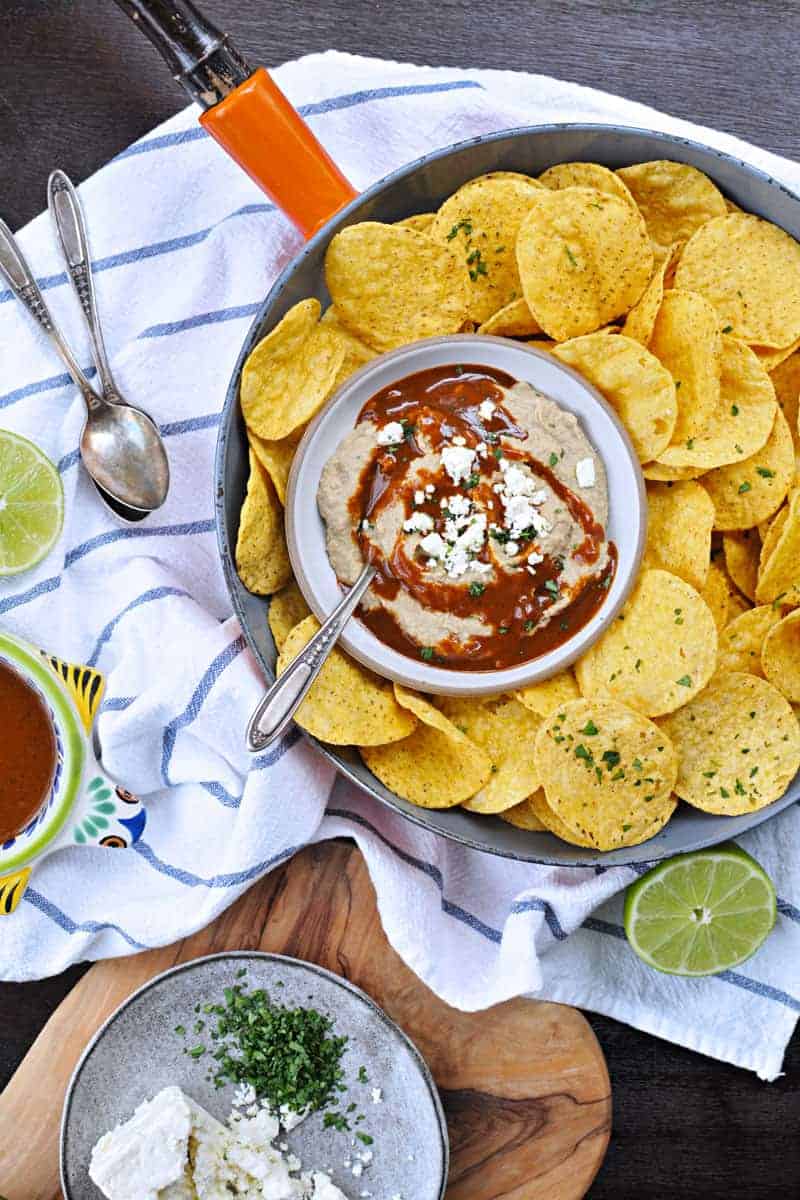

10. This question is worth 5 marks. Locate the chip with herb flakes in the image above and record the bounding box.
[515,670,580,717]
[643,480,714,591]
[477,297,541,337]
[715,605,781,677]
[700,561,730,632]
[437,695,542,813]
[361,685,491,807]
[534,699,678,851]
[702,408,795,530]
[235,449,291,596]
[659,671,800,815]
[723,528,762,601]
[674,213,800,349]
[528,789,595,847]
[761,609,800,702]
[240,299,346,441]
[551,332,676,462]
[622,243,681,346]
[267,579,311,651]
[497,797,547,831]
[575,568,718,716]
[248,426,303,505]
[277,617,417,746]
[653,336,776,471]
[755,488,800,605]
[515,186,653,341]
[616,160,727,253]
[429,174,543,323]
[325,221,471,353]
[649,289,723,445]
[539,161,638,207]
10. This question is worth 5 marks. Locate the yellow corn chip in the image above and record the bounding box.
[535,699,678,850]
[268,580,311,651]
[649,289,722,444]
[235,449,291,596]
[325,221,470,352]
[642,461,708,482]
[674,213,800,348]
[755,488,800,604]
[439,695,542,813]
[643,480,715,591]
[716,605,781,677]
[539,161,637,206]
[248,428,303,505]
[528,789,595,847]
[499,797,547,832]
[477,297,541,337]
[723,529,761,601]
[552,332,676,462]
[515,187,653,340]
[361,684,491,807]
[277,617,417,746]
[622,244,680,346]
[240,299,346,440]
[394,213,435,232]
[660,671,800,814]
[701,561,730,632]
[575,568,718,716]
[754,338,800,372]
[703,409,795,530]
[769,350,800,453]
[762,609,800,702]
[515,670,580,717]
[616,160,727,252]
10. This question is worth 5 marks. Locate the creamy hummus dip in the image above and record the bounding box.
[318,364,615,671]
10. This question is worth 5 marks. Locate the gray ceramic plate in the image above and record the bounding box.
[215,122,800,866]
[61,952,448,1200]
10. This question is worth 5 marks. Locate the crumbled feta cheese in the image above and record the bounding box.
[377,420,405,445]
[528,551,544,567]
[447,493,472,519]
[424,482,436,495]
[576,456,596,488]
[403,511,434,534]
[475,441,487,454]
[504,540,520,556]
[414,489,425,505]
[478,399,496,420]
[503,494,538,537]
[420,532,447,559]
[441,444,477,485]
[370,1087,383,1105]
[452,434,467,446]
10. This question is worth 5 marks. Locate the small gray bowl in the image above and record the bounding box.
[61,952,448,1200]
[286,334,646,697]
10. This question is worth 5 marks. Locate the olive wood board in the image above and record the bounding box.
[0,841,611,1199]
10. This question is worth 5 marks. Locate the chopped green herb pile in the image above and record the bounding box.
[199,982,349,1115]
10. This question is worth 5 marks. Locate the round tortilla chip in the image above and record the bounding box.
[478,297,541,337]
[528,790,595,847]
[660,671,800,814]
[429,175,543,323]
[240,299,346,441]
[277,617,417,746]
[575,568,718,717]
[758,505,789,574]
[643,480,714,591]
[438,695,542,813]
[756,490,800,605]
[762,609,800,702]
[654,336,776,470]
[394,213,435,232]
[268,579,311,651]
[551,332,676,462]
[769,350,800,455]
[515,187,653,340]
[498,796,547,831]
[325,221,470,352]
[642,461,708,482]
[754,338,800,372]
[649,289,722,445]
[361,685,491,807]
[248,427,303,505]
[515,671,580,718]
[703,409,795,530]
[622,244,680,346]
[674,213,800,348]
[616,160,727,252]
[723,529,761,601]
[235,449,291,596]
[700,562,730,632]
[534,699,678,851]
[539,161,637,206]
[715,605,781,677]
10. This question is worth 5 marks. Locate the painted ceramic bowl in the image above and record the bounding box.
[0,631,145,915]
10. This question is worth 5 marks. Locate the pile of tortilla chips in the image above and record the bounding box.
[236,160,800,852]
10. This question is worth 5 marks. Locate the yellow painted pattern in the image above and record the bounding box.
[41,654,105,733]
[0,867,32,915]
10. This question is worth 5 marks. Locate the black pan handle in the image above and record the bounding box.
[112,0,251,107]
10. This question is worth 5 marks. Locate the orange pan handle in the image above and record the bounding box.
[112,1,358,239]
[200,68,358,240]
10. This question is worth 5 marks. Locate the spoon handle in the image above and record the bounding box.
[246,565,376,752]
[0,217,103,413]
[47,170,120,403]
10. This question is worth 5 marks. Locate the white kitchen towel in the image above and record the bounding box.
[1,51,798,1081]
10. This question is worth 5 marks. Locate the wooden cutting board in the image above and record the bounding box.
[0,841,611,1199]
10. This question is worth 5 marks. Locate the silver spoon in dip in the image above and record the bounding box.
[0,203,169,513]
[246,562,376,752]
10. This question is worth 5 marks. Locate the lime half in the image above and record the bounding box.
[0,430,64,576]
[624,844,776,976]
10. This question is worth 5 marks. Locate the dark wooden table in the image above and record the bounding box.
[1,2,799,1196]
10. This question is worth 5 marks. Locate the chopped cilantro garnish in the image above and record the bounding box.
[756,467,775,478]
[602,749,621,769]
[188,1045,206,1058]
[469,581,485,597]
[356,1133,374,1146]
[324,1112,350,1132]
[493,446,504,459]
[581,720,599,736]
[731,404,739,416]
[686,437,694,449]
[544,579,559,598]
[498,625,510,634]
[447,218,473,241]
[358,1066,369,1083]
[174,1025,186,1036]
[565,246,578,266]
[720,786,730,798]
[524,618,536,631]
[549,452,559,467]
[676,675,692,687]
[574,743,593,762]
[738,481,752,494]
[773,592,788,610]
[465,472,480,488]
[420,647,434,661]
[722,324,733,333]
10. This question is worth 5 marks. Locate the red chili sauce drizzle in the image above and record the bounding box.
[347,364,616,671]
